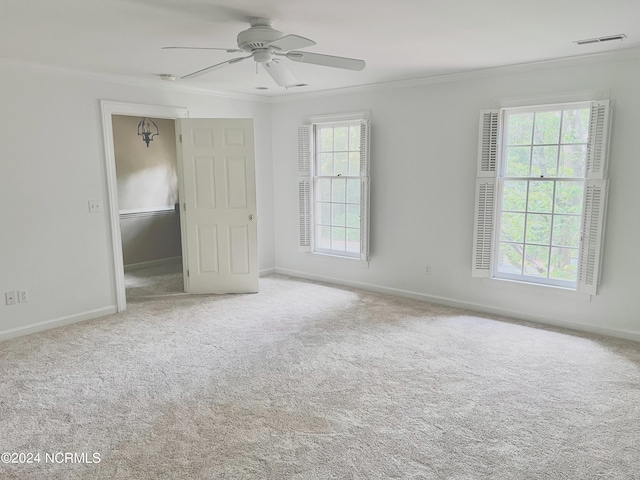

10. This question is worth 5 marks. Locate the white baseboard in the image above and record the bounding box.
[124,256,182,272]
[259,267,276,277]
[0,306,118,343]
[274,268,640,343]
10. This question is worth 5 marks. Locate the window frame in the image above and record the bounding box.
[312,120,365,258]
[298,111,370,264]
[472,100,611,296]
[493,102,591,289]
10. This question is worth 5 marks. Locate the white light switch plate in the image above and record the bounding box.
[88,199,103,213]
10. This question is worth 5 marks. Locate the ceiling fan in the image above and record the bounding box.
[163,17,366,88]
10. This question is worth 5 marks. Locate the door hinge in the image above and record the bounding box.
[183,203,187,211]
[179,134,183,143]
[187,269,190,277]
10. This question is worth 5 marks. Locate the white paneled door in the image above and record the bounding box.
[176,118,258,294]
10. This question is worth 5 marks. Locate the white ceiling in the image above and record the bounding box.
[2,0,639,97]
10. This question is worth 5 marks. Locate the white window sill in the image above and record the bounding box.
[481,277,592,302]
[306,252,370,268]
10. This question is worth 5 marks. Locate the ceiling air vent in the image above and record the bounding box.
[575,34,627,45]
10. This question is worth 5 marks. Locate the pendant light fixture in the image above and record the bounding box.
[138,117,159,147]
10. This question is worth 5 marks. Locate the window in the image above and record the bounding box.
[472,101,610,294]
[298,115,370,261]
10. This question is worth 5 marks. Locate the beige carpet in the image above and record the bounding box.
[1,265,639,479]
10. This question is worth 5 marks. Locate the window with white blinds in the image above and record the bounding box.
[298,116,370,261]
[472,101,611,295]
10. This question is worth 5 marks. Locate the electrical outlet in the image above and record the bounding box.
[18,289,28,303]
[5,291,16,305]
[424,264,432,276]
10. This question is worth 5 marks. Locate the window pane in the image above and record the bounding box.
[507,113,533,145]
[498,242,523,274]
[346,204,360,228]
[318,202,331,225]
[561,109,589,144]
[319,153,333,175]
[495,105,593,286]
[558,145,587,178]
[318,127,333,152]
[524,245,550,277]
[501,212,525,242]
[331,227,346,251]
[349,152,360,176]
[525,214,551,244]
[349,125,361,151]
[527,181,553,213]
[335,152,348,176]
[346,179,361,204]
[331,203,346,226]
[332,178,346,202]
[531,146,558,177]
[502,180,527,211]
[533,111,561,145]
[552,215,581,247]
[317,178,331,202]
[334,126,348,151]
[505,147,531,176]
[549,247,578,282]
[317,226,331,249]
[554,182,584,214]
[313,120,366,258]
[346,228,360,253]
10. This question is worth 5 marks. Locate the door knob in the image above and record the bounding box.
[249,214,255,221]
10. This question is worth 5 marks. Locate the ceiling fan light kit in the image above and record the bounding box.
[164,17,366,88]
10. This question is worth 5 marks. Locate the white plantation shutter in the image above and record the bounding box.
[298,125,312,251]
[477,110,499,177]
[576,101,611,294]
[472,110,498,277]
[360,119,370,261]
[578,180,608,295]
[586,101,610,179]
[577,101,611,294]
[472,179,496,277]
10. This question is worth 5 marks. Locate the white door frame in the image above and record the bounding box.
[100,101,189,312]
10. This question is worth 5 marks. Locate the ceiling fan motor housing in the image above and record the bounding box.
[237,19,284,52]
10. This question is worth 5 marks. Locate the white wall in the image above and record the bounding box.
[2,53,639,342]
[113,115,182,266]
[0,64,274,338]
[271,54,640,340]
[113,115,178,211]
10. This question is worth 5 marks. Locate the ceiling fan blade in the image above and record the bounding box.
[286,51,366,71]
[266,34,316,52]
[262,59,299,87]
[163,46,241,53]
[181,55,252,79]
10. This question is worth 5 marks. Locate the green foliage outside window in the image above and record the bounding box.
[498,107,589,285]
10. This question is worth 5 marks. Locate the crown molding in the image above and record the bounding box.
[269,47,640,104]
[0,57,270,103]
[3,46,640,105]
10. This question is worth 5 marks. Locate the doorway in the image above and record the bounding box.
[111,114,184,300]
[102,102,260,311]
[101,101,189,312]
